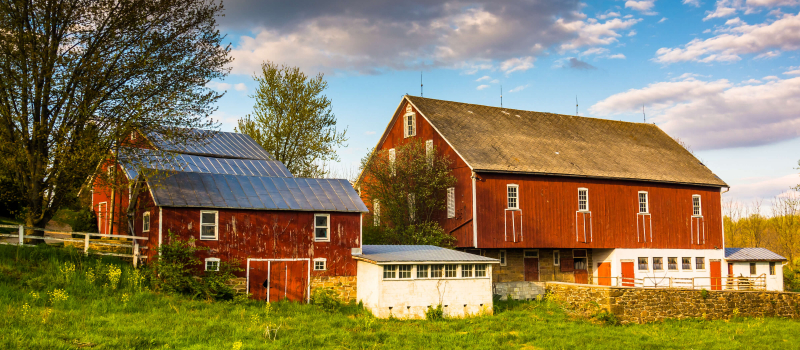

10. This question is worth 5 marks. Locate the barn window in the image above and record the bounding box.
[668,257,678,270]
[696,257,705,270]
[692,195,702,216]
[404,112,416,137]
[314,258,327,271]
[314,214,330,242]
[573,250,587,270]
[507,184,519,209]
[199,211,218,240]
[475,264,487,277]
[461,264,473,278]
[553,250,560,266]
[205,258,220,271]
[426,139,433,166]
[445,264,458,278]
[638,257,649,271]
[750,263,757,275]
[417,265,429,278]
[373,200,380,226]
[653,257,663,271]
[389,148,396,176]
[682,257,692,270]
[499,250,507,266]
[383,265,397,279]
[447,187,455,218]
[578,188,589,212]
[142,212,150,232]
[398,265,412,279]
[770,262,776,275]
[638,191,649,213]
[430,264,444,278]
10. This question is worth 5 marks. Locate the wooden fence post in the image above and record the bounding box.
[18,225,23,246]
[133,241,139,268]
[84,234,90,255]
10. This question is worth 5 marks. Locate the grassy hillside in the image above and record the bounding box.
[1,245,799,350]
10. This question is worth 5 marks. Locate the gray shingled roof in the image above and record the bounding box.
[404,96,727,187]
[121,151,292,180]
[725,248,787,261]
[147,171,367,212]
[148,130,275,160]
[355,245,499,263]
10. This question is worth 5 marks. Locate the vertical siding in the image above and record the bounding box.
[475,173,722,250]
[91,162,130,236]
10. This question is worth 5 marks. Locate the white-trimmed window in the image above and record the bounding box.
[750,263,757,275]
[404,112,416,137]
[383,265,397,279]
[682,257,692,270]
[314,258,327,271]
[205,258,220,271]
[653,257,663,270]
[314,214,330,242]
[445,264,458,278]
[426,139,434,166]
[373,200,380,226]
[770,262,776,275]
[573,249,587,270]
[507,184,519,209]
[142,212,151,232]
[417,264,429,278]
[578,188,589,212]
[524,250,538,258]
[398,265,412,279]
[475,264,487,277]
[200,211,218,240]
[430,264,444,278]
[408,193,416,221]
[638,257,649,271]
[447,187,455,218]
[553,250,560,266]
[668,257,678,270]
[461,264,473,278]
[638,191,649,213]
[499,250,507,266]
[692,195,702,216]
[696,257,705,270]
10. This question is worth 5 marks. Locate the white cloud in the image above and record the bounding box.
[655,13,800,63]
[589,76,800,150]
[582,47,610,56]
[608,53,627,59]
[672,72,705,80]
[364,131,376,135]
[625,1,658,15]
[703,0,800,22]
[508,84,530,93]
[206,81,232,91]
[704,5,737,20]
[490,79,500,83]
[741,78,762,83]
[683,0,702,7]
[725,173,800,204]
[628,30,637,36]
[755,50,782,59]
[558,17,641,51]
[785,69,800,75]
[500,56,535,74]
[763,75,780,80]
[476,84,490,90]
[597,11,621,20]
[476,75,491,82]
[233,83,247,92]
[658,17,668,23]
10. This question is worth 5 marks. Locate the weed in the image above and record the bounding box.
[700,288,710,300]
[593,309,621,326]
[311,287,342,312]
[48,288,69,304]
[426,304,445,320]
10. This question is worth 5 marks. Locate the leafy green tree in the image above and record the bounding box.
[236,61,347,178]
[358,139,457,246]
[0,0,231,238]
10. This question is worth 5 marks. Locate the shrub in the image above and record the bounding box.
[311,287,342,312]
[700,288,710,300]
[70,209,98,235]
[593,309,620,326]
[426,304,444,320]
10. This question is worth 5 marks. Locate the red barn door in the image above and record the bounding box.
[248,260,309,302]
[597,262,611,286]
[710,260,722,291]
[524,257,539,281]
[621,261,635,287]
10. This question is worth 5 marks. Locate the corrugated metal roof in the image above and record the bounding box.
[355,245,499,263]
[148,130,274,160]
[403,96,727,187]
[725,248,787,261]
[120,151,293,179]
[147,171,367,212]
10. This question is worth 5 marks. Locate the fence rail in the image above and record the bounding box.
[594,275,767,291]
[0,224,146,267]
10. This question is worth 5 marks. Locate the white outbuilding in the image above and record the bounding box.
[354,245,499,319]
[724,248,787,291]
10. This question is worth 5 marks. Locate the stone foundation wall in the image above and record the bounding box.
[494,281,546,300]
[482,248,593,284]
[546,282,800,323]
[227,277,247,294]
[311,275,357,302]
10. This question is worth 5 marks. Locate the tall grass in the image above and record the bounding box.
[1,244,799,350]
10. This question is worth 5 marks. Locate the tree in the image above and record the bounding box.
[236,62,347,178]
[358,139,457,246]
[0,0,231,238]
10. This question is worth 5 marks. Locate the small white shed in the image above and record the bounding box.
[354,245,499,319]
[724,248,787,291]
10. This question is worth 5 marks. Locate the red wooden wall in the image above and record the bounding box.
[474,172,723,250]
[91,162,130,236]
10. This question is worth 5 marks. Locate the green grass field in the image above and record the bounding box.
[1,244,799,350]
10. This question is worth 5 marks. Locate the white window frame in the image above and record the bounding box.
[425,139,434,166]
[695,257,706,270]
[314,213,331,242]
[447,187,455,218]
[383,265,397,279]
[499,250,507,266]
[373,199,380,226]
[692,194,702,217]
[389,148,396,176]
[553,250,560,266]
[404,112,416,137]
[398,265,413,279]
[638,257,649,271]
[199,210,219,240]
[205,258,220,271]
[524,250,539,258]
[653,257,664,271]
[416,264,429,278]
[142,212,151,232]
[313,258,327,271]
[578,188,589,212]
[681,257,692,270]
[507,184,519,210]
[475,264,487,278]
[638,191,649,214]
[461,264,474,278]
[444,264,458,278]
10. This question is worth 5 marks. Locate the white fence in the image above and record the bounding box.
[595,275,767,291]
[0,224,146,267]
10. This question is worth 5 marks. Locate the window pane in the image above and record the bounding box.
[315,215,328,227]
[668,257,677,270]
[417,265,429,278]
[653,257,663,270]
[383,265,397,279]
[461,264,473,278]
[638,257,648,270]
[399,265,412,278]
[475,264,486,277]
[430,265,443,278]
[696,257,705,270]
[750,263,756,275]
[315,228,328,239]
[770,262,775,275]
[445,264,458,278]
[201,225,216,239]
[500,251,506,265]
[201,212,216,224]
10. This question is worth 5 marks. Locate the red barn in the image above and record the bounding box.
[362,96,729,292]
[91,131,367,301]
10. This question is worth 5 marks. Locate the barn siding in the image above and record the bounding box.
[474,172,722,250]
[91,162,131,236]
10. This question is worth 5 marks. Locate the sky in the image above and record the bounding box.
[207,0,800,212]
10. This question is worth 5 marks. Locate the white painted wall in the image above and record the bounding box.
[727,261,784,292]
[592,248,726,288]
[356,260,494,319]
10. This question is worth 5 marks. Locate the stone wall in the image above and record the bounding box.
[483,248,593,284]
[494,281,546,300]
[228,277,247,294]
[546,282,800,323]
[311,275,357,302]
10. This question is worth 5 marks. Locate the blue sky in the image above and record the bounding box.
[208,0,800,209]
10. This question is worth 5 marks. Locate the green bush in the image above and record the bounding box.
[70,209,98,235]
[593,309,620,326]
[425,304,444,320]
[700,288,710,300]
[311,287,342,312]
